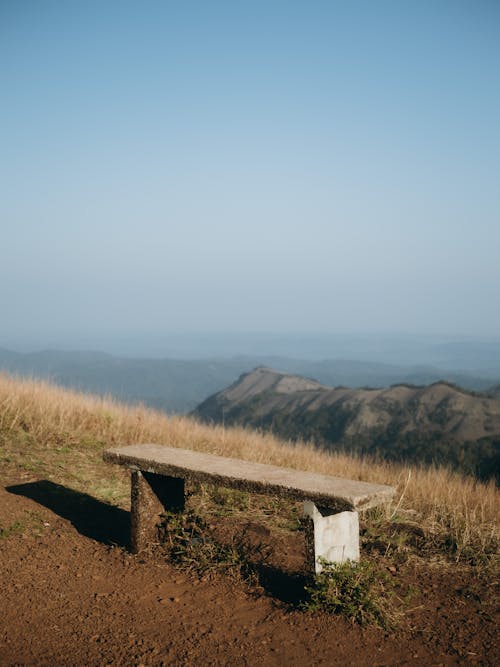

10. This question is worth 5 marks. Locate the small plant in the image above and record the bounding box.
[302,559,394,628]
[0,520,25,540]
[158,510,271,580]
[208,486,250,514]
[361,515,425,562]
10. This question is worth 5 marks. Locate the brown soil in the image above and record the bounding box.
[0,471,498,666]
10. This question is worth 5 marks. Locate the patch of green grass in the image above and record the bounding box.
[362,519,424,562]
[279,504,303,532]
[261,495,299,529]
[0,511,57,540]
[79,434,106,449]
[90,484,124,504]
[361,509,499,569]
[0,520,26,540]
[431,530,499,567]
[302,559,395,628]
[208,486,250,514]
[19,460,45,473]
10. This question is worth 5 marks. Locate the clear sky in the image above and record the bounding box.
[1,1,499,350]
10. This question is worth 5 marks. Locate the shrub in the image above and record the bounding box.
[302,559,394,628]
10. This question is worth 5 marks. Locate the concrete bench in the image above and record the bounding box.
[103,444,395,574]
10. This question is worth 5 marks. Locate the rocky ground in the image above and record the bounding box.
[0,469,498,666]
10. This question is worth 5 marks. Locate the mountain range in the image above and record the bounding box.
[1,347,499,414]
[193,367,500,481]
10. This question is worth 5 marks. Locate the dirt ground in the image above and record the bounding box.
[0,471,498,666]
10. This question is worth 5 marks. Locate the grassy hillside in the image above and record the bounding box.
[0,372,498,566]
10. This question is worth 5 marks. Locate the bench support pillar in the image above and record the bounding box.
[130,470,185,553]
[303,502,360,574]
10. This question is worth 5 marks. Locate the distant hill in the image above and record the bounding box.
[0,348,252,413]
[0,347,498,415]
[487,384,500,399]
[193,367,500,481]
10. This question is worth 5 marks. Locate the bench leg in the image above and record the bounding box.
[130,470,185,553]
[302,502,360,574]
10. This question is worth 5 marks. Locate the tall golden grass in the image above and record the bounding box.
[0,373,497,561]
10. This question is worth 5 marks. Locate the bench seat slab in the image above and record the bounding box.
[104,444,394,512]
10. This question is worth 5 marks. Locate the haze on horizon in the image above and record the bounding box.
[2,1,499,353]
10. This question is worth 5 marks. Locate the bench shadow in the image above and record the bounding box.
[255,564,309,606]
[6,482,310,605]
[6,480,130,549]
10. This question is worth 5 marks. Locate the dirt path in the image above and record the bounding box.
[0,474,497,666]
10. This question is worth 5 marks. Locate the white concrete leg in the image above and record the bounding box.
[303,502,360,574]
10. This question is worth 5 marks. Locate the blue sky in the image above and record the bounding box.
[1,1,499,350]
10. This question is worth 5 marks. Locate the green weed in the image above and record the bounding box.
[0,520,25,540]
[302,559,394,628]
[208,486,250,513]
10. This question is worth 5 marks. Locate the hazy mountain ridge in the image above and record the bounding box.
[487,384,500,399]
[1,347,499,415]
[193,368,500,480]
[0,348,250,413]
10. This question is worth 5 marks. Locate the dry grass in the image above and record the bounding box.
[0,373,498,563]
